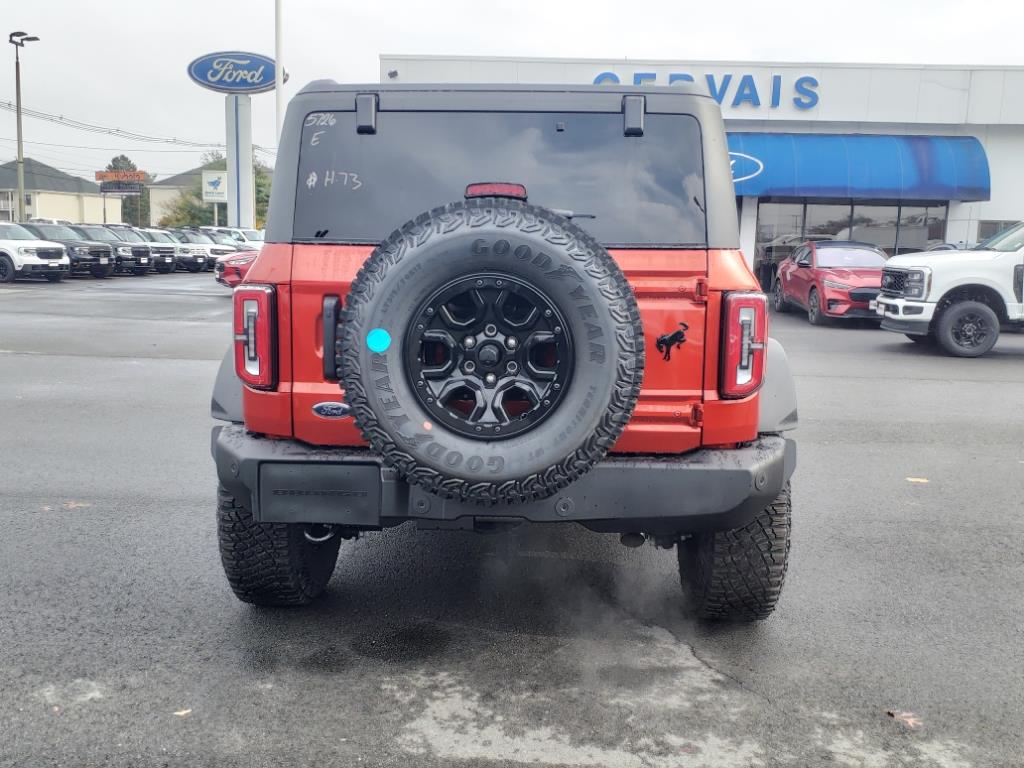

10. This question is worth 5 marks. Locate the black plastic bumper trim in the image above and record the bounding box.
[881,317,931,335]
[212,424,796,533]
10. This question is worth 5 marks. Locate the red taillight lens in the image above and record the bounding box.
[720,291,767,399]
[233,285,277,390]
[465,182,527,200]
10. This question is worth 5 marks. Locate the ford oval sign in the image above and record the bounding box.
[188,51,277,94]
[729,151,765,184]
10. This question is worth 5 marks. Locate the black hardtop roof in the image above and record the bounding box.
[268,79,739,249]
[297,81,710,100]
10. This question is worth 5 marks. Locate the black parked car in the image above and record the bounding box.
[135,228,179,273]
[104,225,153,276]
[69,225,141,275]
[20,222,115,278]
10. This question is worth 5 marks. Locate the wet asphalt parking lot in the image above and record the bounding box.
[1,271,1023,768]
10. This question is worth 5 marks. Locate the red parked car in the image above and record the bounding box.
[213,251,257,288]
[773,240,888,324]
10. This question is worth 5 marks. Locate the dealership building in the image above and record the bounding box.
[379,55,1022,280]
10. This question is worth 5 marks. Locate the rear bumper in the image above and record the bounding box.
[211,424,796,533]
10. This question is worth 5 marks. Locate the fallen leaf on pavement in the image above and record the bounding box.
[905,477,929,484]
[887,710,923,729]
[173,709,192,717]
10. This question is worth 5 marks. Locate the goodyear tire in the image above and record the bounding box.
[337,198,644,504]
[680,483,792,621]
[216,486,341,606]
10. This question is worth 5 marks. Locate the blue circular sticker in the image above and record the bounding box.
[366,328,392,353]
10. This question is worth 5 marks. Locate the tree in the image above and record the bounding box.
[105,155,151,227]
[157,152,272,229]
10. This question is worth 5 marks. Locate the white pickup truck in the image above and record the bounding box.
[876,222,1024,357]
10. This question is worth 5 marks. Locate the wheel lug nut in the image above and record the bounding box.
[543,399,550,406]
[505,337,517,349]
[475,426,482,432]
[485,373,497,385]
[463,336,476,348]
[484,324,497,337]
[553,326,562,334]
[425,307,434,315]
[553,383,561,390]
[506,362,518,374]
[476,279,484,286]
[544,309,552,317]
[464,361,476,373]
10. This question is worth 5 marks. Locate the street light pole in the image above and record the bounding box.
[274,0,284,141]
[9,31,39,222]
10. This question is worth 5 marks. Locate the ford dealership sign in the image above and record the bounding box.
[188,52,278,94]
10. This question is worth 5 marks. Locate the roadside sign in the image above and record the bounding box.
[95,170,148,183]
[202,171,229,203]
[99,180,143,195]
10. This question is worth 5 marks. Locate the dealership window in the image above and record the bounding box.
[754,199,948,287]
[977,220,1021,241]
[753,203,804,287]
[849,205,897,254]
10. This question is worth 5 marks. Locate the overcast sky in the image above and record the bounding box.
[3,0,1021,181]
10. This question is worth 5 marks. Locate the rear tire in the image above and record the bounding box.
[772,279,790,313]
[679,483,791,622]
[935,300,999,358]
[216,486,341,606]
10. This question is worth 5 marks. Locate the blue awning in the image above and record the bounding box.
[726,133,990,202]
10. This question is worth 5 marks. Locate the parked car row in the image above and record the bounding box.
[772,224,1024,357]
[0,222,263,283]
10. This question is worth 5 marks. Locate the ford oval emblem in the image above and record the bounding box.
[312,401,352,419]
[729,151,765,184]
[187,51,278,94]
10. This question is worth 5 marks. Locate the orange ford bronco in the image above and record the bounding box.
[211,84,798,620]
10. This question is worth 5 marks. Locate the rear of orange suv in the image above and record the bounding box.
[211,83,798,620]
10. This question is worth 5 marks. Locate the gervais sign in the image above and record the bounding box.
[188,51,278,94]
[593,71,820,110]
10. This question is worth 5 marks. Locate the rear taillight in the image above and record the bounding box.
[233,285,277,389]
[720,291,767,399]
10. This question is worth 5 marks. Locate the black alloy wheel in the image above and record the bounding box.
[950,312,989,349]
[405,273,572,440]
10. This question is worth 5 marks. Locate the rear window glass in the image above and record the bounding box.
[294,111,706,247]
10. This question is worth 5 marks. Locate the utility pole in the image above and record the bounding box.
[9,31,39,222]
[275,0,284,141]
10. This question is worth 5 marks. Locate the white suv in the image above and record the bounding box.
[201,226,264,251]
[876,222,1024,356]
[0,222,70,283]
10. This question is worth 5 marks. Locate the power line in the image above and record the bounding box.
[0,101,277,157]
[0,137,218,153]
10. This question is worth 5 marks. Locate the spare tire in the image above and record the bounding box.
[336,197,644,504]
